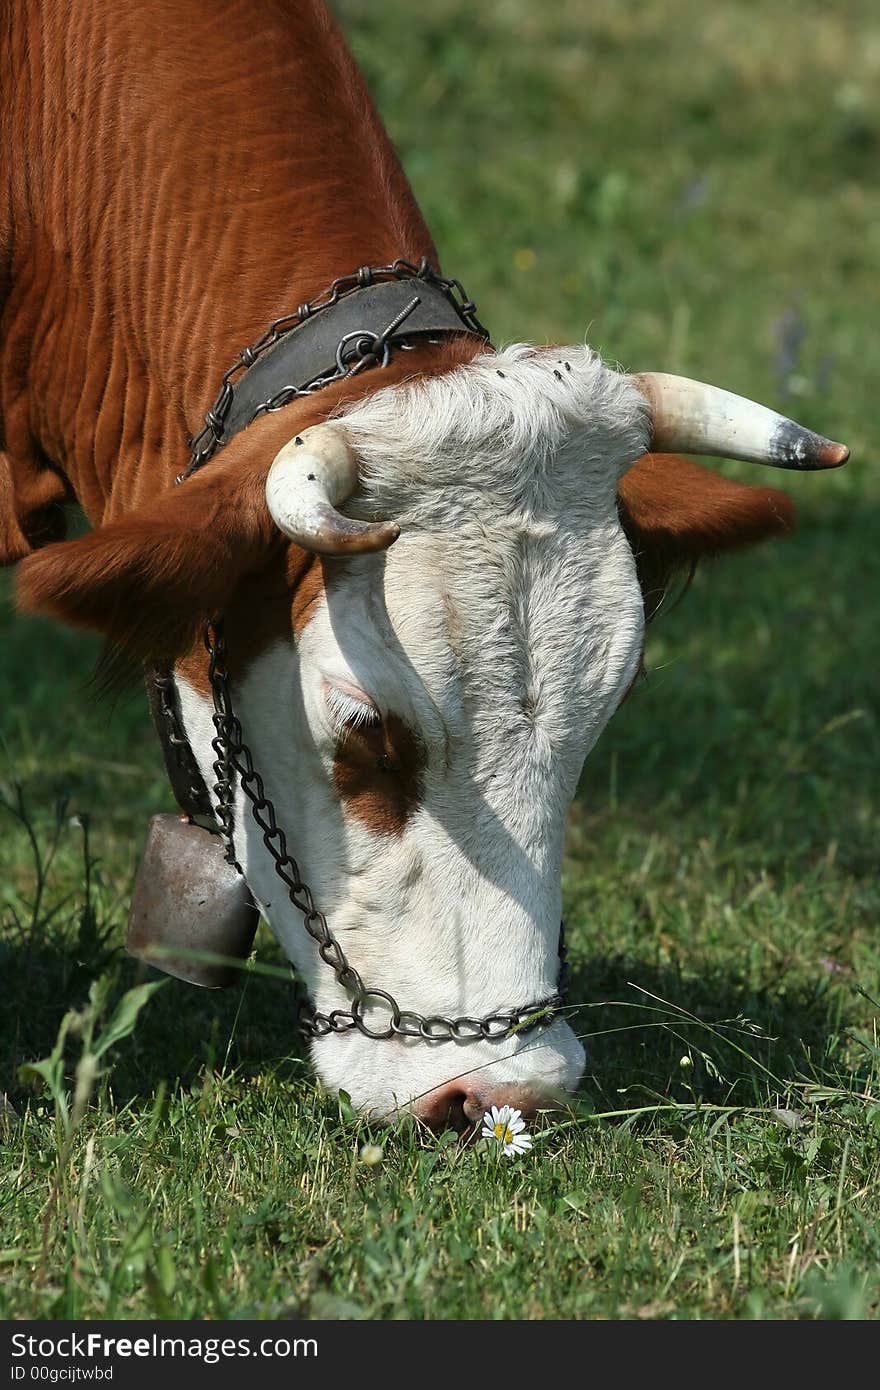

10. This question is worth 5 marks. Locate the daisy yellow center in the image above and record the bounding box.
[493,1123,514,1143]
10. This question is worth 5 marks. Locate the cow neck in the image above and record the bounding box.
[4,0,446,537]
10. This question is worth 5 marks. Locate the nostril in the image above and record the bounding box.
[419,1080,472,1132]
[445,1092,472,1134]
[461,1088,488,1127]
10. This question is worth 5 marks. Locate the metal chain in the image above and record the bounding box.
[178,257,490,484]
[204,619,567,1042]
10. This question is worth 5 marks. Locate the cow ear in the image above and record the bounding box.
[618,452,795,620]
[15,459,278,665]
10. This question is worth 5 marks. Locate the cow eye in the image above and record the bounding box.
[323,681,381,735]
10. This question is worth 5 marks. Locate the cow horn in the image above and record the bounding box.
[634,372,849,470]
[265,424,399,555]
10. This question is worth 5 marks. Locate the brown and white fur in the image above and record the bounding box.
[2,1,810,1124]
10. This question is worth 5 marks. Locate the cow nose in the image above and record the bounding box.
[415,1078,551,1133]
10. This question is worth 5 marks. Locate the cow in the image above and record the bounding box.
[1,0,847,1128]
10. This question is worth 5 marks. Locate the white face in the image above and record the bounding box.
[177,346,650,1118]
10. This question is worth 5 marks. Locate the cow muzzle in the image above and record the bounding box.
[415,1076,561,1133]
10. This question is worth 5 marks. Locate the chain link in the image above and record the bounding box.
[204,619,567,1042]
[178,258,490,484]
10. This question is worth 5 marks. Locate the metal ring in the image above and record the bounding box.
[334,329,391,375]
[351,989,401,1039]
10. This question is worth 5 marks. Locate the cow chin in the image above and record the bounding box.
[306,1019,586,1129]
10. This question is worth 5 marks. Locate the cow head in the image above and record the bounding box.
[17,344,846,1125]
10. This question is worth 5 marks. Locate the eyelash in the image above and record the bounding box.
[325,684,381,734]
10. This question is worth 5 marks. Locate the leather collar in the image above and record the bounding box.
[218,275,484,449]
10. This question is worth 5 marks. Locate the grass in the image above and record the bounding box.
[1,0,879,1319]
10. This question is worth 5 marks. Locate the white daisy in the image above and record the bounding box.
[481,1104,533,1158]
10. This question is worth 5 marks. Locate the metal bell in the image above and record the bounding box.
[127,813,259,988]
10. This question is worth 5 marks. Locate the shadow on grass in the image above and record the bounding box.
[2,929,309,1108]
[564,951,859,1116]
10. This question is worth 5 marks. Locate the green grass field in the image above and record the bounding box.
[1,0,878,1319]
